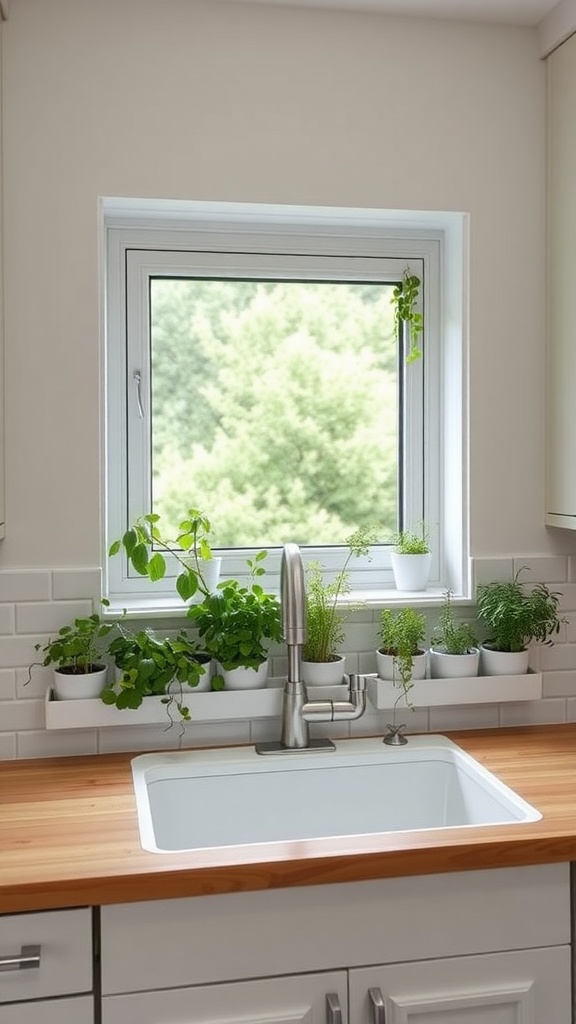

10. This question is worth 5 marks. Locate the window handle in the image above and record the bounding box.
[133,369,145,418]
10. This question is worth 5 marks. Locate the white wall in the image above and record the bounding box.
[1,0,566,568]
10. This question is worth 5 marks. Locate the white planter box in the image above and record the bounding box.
[44,681,349,730]
[367,671,542,709]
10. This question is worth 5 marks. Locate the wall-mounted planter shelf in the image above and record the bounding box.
[44,681,347,730]
[367,671,542,710]
[44,671,542,729]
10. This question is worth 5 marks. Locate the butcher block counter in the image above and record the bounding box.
[2,724,576,914]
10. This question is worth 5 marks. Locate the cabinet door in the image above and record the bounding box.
[0,995,93,1024]
[102,970,347,1024]
[350,946,571,1024]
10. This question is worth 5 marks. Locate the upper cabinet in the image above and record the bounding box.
[546,32,576,529]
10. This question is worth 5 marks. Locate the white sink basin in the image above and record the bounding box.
[131,736,541,854]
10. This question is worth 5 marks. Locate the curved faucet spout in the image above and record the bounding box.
[281,543,307,648]
[254,543,367,755]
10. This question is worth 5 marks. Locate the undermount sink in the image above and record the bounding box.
[131,735,541,854]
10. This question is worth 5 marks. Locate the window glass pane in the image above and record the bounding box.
[150,278,397,547]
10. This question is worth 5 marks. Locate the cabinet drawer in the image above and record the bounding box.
[101,865,570,995]
[0,995,93,1024]
[0,908,92,1004]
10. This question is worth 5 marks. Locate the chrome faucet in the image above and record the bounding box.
[255,543,367,755]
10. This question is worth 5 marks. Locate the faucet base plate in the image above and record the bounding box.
[254,738,336,756]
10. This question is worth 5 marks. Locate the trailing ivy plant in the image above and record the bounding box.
[109,508,214,603]
[189,552,282,674]
[102,626,212,728]
[302,525,379,664]
[392,267,423,364]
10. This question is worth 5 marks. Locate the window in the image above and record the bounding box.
[104,200,466,611]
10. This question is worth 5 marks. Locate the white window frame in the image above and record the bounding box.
[102,199,468,613]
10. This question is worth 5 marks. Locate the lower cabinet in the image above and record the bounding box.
[0,907,93,1024]
[1,995,93,1024]
[99,864,573,1024]
[101,948,571,1024]
[102,970,348,1024]
[350,947,571,1023]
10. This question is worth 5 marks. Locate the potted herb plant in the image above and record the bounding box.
[376,607,428,698]
[476,568,565,676]
[102,626,212,724]
[109,507,220,605]
[390,525,432,592]
[429,590,479,678]
[189,552,282,689]
[391,266,424,364]
[28,602,118,700]
[302,526,378,685]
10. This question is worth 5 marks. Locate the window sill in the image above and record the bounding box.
[104,587,465,621]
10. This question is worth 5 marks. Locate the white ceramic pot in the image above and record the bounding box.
[480,644,529,676]
[217,660,269,690]
[302,656,346,686]
[376,648,428,682]
[53,665,108,700]
[171,656,213,693]
[429,646,480,679]
[391,552,432,592]
[187,557,223,604]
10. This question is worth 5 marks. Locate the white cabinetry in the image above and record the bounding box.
[103,971,347,1024]
[0,908,93,1022]
[350,948,570,1023]
[100,864,571,1024]
[546,31,576,527]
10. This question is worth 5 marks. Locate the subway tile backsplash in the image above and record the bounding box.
[2,555,576,759]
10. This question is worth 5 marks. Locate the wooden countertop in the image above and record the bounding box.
[2,724,576,913]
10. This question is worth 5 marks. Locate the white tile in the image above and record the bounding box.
[511,556,568,583]
[539,643,576,672]
[358,651,378,674]
[556,584,576,611]
[16,600,95,635]
[16,665,51,699]
[17,729,98,759]
[429,704,500,732]
[0,571,51,602]
[472,558,514,586]
[352,705,429,738]
[0,635,45,669]
[98,724,194,753]
[342,621,378,653]
[542,670,576,698]
[52,569,102,601]
[0,733,16,759]
[0,670,15,700]
[499,698,566,727]
[0,699,45,731]
[565,613,576,643]
[565,697,576,722]
[0,604,15,635]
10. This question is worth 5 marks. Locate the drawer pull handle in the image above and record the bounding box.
[0,944,41,972]
[369,987,386,1024]
[326,992,343,1024]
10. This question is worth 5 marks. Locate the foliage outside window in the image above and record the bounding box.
[104,201,445,607]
